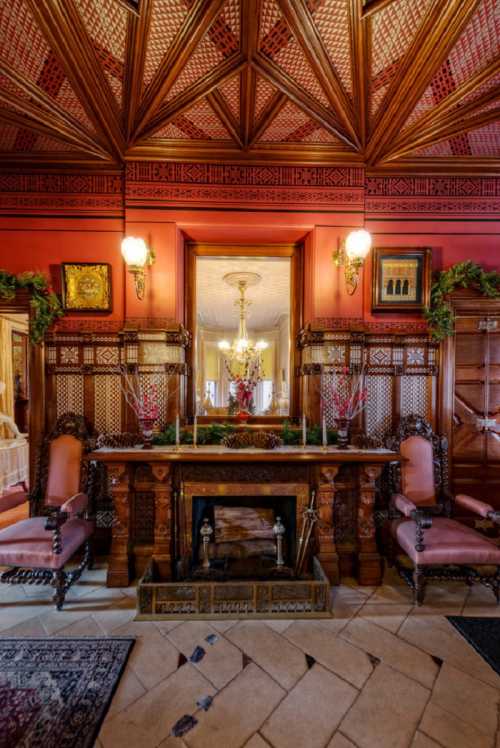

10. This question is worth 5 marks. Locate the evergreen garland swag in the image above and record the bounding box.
[424,261,500,341]
[0,270,64,343]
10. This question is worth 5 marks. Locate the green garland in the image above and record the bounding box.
[424,260,500,341]
[0,270,64,343]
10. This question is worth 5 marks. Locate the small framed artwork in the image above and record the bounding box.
[372,248,431,312]
[62,263,112,312]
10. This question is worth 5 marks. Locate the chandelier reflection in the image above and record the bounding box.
[217,272,268,379]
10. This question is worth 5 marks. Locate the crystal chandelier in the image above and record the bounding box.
[217,272,268,374]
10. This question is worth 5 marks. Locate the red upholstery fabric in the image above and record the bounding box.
[400,436,436,506]
[45,435,82,507]
[455,494,493,518]
[0,517,93,569]
[0,489,28,513]
[393,493,417,517]
[393,517,500,565]
[60,492,88,517]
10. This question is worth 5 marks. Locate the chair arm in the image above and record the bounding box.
[455,493,494,518]
[392,494,417,518]
[410,509,433,553]
[60,492,88,517]
[44,508,69,556]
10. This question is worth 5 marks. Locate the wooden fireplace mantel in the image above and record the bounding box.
[87,446,401,589]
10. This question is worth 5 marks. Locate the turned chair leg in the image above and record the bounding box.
[413,565,426,606]
[86,539,94,571]
[52,569,67,611]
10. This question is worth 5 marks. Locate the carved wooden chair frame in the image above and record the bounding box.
[1,413,96,609]
[384,414,500,604]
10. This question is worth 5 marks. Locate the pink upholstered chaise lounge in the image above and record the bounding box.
[0,413,95,610]
[385,415,500,605]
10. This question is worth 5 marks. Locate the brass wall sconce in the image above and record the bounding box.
[121,236,155,300]
[333,229,372,295]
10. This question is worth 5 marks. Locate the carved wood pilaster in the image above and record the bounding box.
[107,462,131,587]
[316,465,340,584]
[151,463,173,580]
[358,463,384,585]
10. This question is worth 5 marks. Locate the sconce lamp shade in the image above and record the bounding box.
[121,236,149,268]
[345,229,372,260]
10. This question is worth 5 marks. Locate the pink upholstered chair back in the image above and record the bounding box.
[400,435,436,506]
[45,434,83,507]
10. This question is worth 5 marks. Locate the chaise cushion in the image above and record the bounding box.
[392,517,500,566]
[0,517,93,570]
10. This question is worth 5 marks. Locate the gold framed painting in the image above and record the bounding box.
[62,263,112,312]
[372,248,431,313]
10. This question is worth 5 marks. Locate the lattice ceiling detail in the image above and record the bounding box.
[0,0,498,171]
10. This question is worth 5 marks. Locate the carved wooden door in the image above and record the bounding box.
[452,314,500,507]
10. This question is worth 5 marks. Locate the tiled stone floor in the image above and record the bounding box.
[1,564,499,748]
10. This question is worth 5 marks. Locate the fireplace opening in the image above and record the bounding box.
[191,495,297,579]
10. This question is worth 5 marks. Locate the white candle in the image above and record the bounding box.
[175,413,180,447]
[302,414,307,447]
[322,416,327,448]
[193,415,197,447]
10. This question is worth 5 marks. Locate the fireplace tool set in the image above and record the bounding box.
[197,490,319,578]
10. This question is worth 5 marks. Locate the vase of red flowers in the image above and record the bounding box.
[335,417,350,449]
[120,367,160,449]
[326,367,367,450]
[138,416,156,449]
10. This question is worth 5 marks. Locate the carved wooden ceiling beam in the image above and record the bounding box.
[112,0,140,14]
[360,0,400,18]
[391,56,500,150]
[383,104,500,162]
[366,0,482,165]
[276,0,359,148]
[0,152,122,168]
[249,91,288,147]
[27,0,126,160]
[126,140,364,164]
[349,0,368,148]
[134,0,226,138]
[369,157,500,176]
[241,0,260,146]
[136,53,245,141]
[123,0,153,140]
[206,90,243,148]
[253,54,356,149]
[0,106,110,160]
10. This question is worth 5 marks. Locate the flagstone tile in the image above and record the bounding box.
[409,583,467,616]
[261,664,357,748]
[341,617,439,688]
[56,614,104,637]
[398,614,500,688]
[284,620,373,688]
[340,618,438,688]
[244,734,271,748]
[154,620,185,635]
[327,733,358,748]
[227,621,307,690]
[264,619,293,633]
[39,588,126,635]
[209,620,238,633]
[107,667,147,718]
[419,701,493,748]
[430,662,499,736]
[99,664,215,748]
[126,627,180,690]
[184,663,285,748]
[0,599,52,632]
[0,615,47,637]
[91,598,137,635]
[167,620,243,689]
[340,663,430,748]
[368,583,414,605]
[157,738,187,748]
[411,733,442,748]
[357,603,412,633]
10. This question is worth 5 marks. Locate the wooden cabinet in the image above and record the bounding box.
[440,290,500,508]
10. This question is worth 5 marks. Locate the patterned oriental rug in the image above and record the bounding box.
[0,637,135,748]
[447,617,500,676]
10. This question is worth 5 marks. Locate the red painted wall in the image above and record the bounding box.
[0,168,499,329]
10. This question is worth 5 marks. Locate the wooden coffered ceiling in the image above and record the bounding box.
[0,0,499,172]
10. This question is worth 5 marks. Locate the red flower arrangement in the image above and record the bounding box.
[328,367,367,421]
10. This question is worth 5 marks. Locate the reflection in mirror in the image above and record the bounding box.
[196,256,291,417]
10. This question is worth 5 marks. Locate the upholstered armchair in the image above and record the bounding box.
[384,415,500,605]
[0,413,95,610]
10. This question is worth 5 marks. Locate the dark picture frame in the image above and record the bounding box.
[372,248,432,312]
[61,262,112,312]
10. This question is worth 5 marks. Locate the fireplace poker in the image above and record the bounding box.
[295,490,319,577]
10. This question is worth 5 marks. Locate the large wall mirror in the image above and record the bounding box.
[186,244,303,420]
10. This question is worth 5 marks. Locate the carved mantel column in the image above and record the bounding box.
[151,463,173,580]
[316,465,340,584]
[107,462,131,587]
[358,463,384,586]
